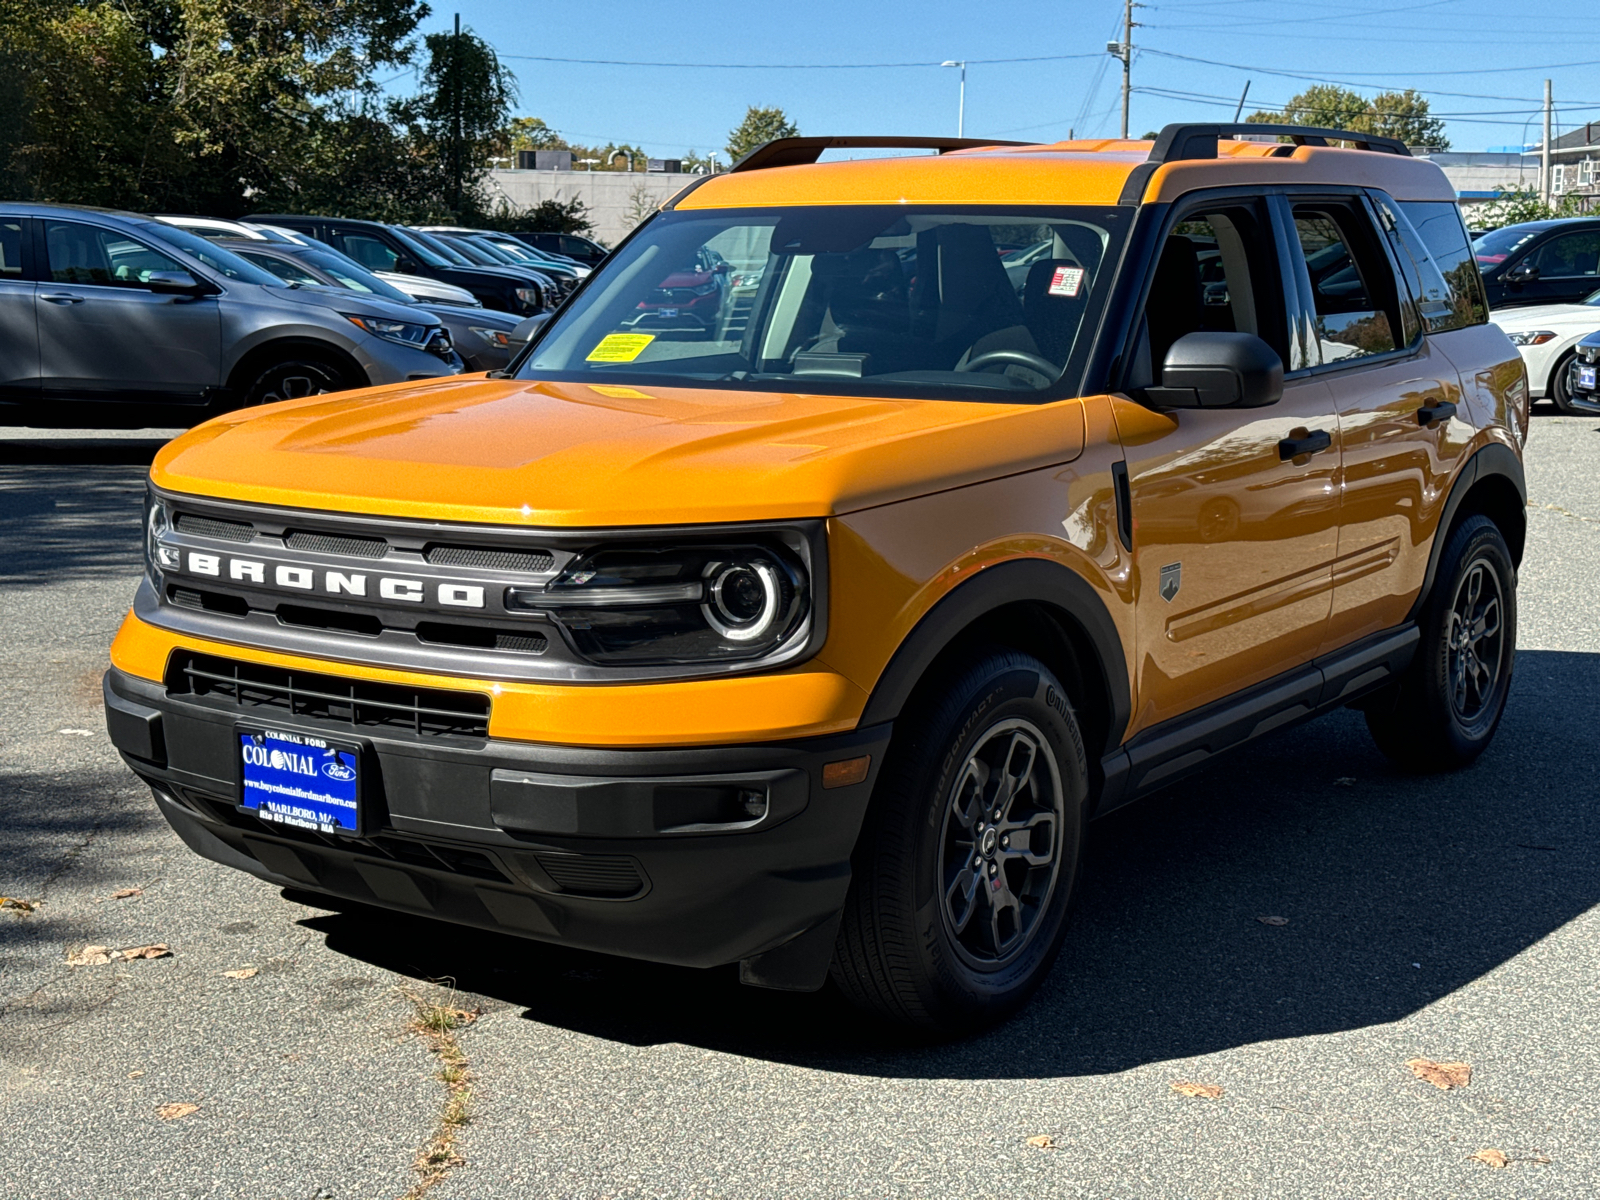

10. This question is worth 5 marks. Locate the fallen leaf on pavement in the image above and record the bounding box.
[0,897,38,913]
[1406,1057,1471,1089]
[1257,915,1289,926]
[1026,1135,1055,1149]
[119,944,172,961]
[222,967,259,980]
[1469,1149,1508,1169]
[57,728,96,737]
[1171,1081,1224,1099]
[112,888,143,900]
[67,945,114,967]
[128,1071,145,1079]
[156,1103,198,1121]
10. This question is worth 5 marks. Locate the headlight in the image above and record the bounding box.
[514,286,543,312]
[468,325,514,349]
[1507,330,1557,346]
[143,493,178,579]
[343,314,435,348]
[689,281,719,296]
[505,542,809,666]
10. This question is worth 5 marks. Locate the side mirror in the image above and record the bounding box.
[396,257,421,274]
[145,270,207,296]
[510,312,550,342]
[1505,260,1539,284]
[1142,331,1283,409]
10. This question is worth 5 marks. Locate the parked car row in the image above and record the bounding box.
[1477,215,1600,414]
[0,202,608,428]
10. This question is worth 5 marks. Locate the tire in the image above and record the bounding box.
[240,353,355,408]
[831,648,1088,1035]
[1364,514,1516,772]
[1550,352,1580,414]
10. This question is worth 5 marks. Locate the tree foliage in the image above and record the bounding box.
[1476,186,1588,227]
[726,106,799,163]
[1247,85,1449,150]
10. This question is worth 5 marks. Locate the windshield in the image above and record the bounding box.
[1473,225,1541,266]
[144,223,285,286]
[387,226,452,268]
[442,235,503,266]
[298,249,416,303]
[518,205,1124,399]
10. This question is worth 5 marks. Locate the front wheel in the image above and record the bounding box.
[831,649,1087,1035]
[240,354,355,408]
[1364,514,1516,772]
[1550,352,1580,414]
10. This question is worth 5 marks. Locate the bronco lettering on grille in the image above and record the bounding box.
[182,551,486,609]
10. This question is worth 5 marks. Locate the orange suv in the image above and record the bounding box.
[105,125,1529,1034]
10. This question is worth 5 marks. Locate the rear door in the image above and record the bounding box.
[1282,193,1472,649]
[0,216,38,405]
[37,218,222,405]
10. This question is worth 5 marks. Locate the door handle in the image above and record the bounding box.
[1278,429,1332,461]
[1416,400,1457,427]
[40,292,85,304]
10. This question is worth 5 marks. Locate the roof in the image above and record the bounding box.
[675,137,1456,211]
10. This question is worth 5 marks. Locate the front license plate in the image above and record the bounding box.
[657,307,679,318]
[1578,362,1597,391]
[239,727,361,836]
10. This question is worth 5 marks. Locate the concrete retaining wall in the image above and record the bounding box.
[485,169,705,247]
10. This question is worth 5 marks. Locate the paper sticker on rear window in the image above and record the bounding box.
[586,333,656,363]
[1048,266,1084,297]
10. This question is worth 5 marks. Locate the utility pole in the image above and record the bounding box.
[1541,78,1553,207]
[452,12,463,219]
[1106,0,1140,139]
[1233,80,1252,123]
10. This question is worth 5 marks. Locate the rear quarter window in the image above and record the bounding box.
[1397,201,1489,330]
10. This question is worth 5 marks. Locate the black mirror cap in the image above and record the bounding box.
[1142,331,1284,409]
[1506,261,1539,282]
[145,270,210,296]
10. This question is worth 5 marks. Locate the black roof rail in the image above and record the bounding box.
[730,135,1038,173]
[1147,122,1412,162]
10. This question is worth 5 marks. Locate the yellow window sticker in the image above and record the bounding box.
[586,333,656,363]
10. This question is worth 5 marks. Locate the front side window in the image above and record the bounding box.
[520,205,1126,399]
[1291,205,1400,363]
[336,234,402,273]
[1526,229,1600,279]
[144,224,282,285]
[44,221,184,288]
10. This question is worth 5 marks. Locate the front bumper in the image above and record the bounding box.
[104,667,889,988]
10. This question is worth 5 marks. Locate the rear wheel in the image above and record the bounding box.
[240,354,355,408]
[1550,352,1580,414]
[1364,514,1516,772]
[831,648,1087,1035]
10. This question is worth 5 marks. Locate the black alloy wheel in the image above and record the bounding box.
[242,356,353,408]
[1550,352,1581,414]
[831,648,1087,1034]
[1364,514,1516,772]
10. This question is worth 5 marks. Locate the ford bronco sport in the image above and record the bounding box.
[105,126,1529,1034]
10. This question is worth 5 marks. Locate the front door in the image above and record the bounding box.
[0,217,38,406]
[1507,227,1600,307]
[37,219,222,404]
[1120,197,1342,735]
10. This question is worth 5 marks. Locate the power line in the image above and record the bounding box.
[1141,46,1600,80]
[496,52,1103,70]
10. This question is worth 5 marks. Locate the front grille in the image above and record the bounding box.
[175,513,255,542]
[426,544,554,573]
[169,585,248,618]
[168,653,489,741]
[284,531,388,558]
[416,622,548,655]
[534,852,645,897]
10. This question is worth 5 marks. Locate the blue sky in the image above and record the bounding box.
[400,0,1600,156]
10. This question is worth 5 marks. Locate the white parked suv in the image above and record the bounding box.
[1491,290,1600,412]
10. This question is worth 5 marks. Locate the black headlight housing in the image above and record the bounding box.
[508,539,811,667]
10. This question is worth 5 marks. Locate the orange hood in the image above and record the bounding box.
[152,376,1088,527]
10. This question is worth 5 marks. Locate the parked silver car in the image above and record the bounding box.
[0,204,461,428]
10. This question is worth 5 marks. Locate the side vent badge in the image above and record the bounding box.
[1159,562,1182,603]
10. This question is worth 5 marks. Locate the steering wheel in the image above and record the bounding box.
[956,348,1059,377]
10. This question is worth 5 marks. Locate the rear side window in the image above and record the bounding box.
[1290,205,1400,363]
[336,234,401,273]
[1396,201,1488,329]
[0,221,21,278]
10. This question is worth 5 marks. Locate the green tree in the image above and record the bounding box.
[506,117,567,151]
[725,106,798,163]
[476,196,594,234]
[401,23,517,216]
[1476,186,1587,227]
[1248,85,1449,150]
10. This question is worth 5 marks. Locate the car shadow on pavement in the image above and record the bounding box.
[300,647,1600,1079]
[0,442,159,588]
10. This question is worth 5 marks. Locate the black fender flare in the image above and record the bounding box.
[856,557,1131,761]
[1409,441,1527,622]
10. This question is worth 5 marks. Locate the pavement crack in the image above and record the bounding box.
[1531,500,1600,526]
[396,985,483,1200]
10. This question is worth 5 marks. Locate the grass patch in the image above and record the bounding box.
[399,984,483,1200]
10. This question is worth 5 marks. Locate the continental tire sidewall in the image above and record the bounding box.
[906,658,1087,1027]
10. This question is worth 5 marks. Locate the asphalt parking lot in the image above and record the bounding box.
[0,411,1596,1200]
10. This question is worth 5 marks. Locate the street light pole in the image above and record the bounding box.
[1106,0,1141,139]
[941,61,967,137]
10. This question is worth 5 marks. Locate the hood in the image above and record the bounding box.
[267,284,436,326]
[1492,302,1600,326]
[152,377,1088,527]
